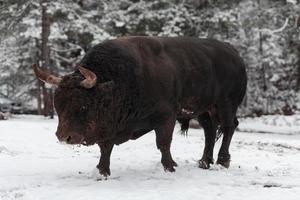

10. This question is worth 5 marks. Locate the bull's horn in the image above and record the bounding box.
[79,66,97,89]
[32,64,62,85]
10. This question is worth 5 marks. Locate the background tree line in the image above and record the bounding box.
[0,0,299,117]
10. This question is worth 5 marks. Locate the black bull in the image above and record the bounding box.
[33,36,247,176]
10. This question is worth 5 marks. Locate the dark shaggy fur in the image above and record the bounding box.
[51,36,247,176]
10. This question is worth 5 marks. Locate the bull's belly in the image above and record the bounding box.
[178,96,215,118]
[111,117,158,145]
[111,128,153,145]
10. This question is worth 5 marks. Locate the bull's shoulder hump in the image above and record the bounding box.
[112,36,164,55]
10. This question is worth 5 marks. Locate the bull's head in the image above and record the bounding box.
[32,64,113,146]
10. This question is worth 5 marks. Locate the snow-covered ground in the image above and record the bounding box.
[0,115,300,200]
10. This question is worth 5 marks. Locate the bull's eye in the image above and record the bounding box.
[80,106,87,112]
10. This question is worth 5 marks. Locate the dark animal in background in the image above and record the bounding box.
[33,36,247,176]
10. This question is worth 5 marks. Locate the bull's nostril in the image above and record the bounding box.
[66,136,72,143]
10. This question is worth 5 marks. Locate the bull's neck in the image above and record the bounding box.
[96,84,140,140]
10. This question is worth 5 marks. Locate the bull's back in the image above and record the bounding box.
[112,36,247,113]
[159,37,246,100]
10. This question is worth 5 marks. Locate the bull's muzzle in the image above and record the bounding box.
[56,131,85,145]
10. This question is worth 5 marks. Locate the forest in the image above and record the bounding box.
[1,1,300,199]
[0,0,299,117]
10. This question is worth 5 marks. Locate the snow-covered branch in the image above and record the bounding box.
[259,18,289,34]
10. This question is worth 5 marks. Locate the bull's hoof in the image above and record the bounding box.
[164,165,176,172]
[99,169,110,177]
[198,158,213,169]
[97,164,111,177]
[172,160,178,167]
[216,159,230,168]
[162,159,177,172]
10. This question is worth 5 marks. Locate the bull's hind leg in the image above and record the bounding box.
[97,143,114,177]
[155,113,178,172]
[216,100,239,168]
[197,112,217,169]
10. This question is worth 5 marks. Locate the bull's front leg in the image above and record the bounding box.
[97,142,114,177]
[155,113,178,172]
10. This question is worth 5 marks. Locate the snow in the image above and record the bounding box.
[0,115,300,200]
[115,21,125,27]
[238,114,300,135]
[286,0,297,5]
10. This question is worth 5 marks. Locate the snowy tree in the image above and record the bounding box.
[0,0,300,116]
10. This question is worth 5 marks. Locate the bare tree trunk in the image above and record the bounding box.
[49,88,54,118]
[37,83,42,115]
[40,0,54,118]
[35,38,42,115]
[297,45,300,91]
[296,16,300,91]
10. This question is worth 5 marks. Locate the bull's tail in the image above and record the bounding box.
[177,118,190,136]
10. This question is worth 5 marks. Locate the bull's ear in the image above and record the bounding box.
[98,81,115,93]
